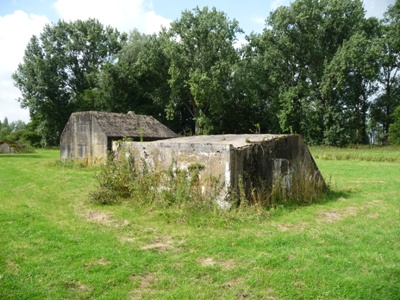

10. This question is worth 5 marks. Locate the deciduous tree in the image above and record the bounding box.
[13,19,126,146]
[163,6,243,134]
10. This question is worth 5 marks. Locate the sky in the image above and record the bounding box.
[0,0,396,123]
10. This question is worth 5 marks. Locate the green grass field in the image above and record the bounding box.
[1,148,399,299]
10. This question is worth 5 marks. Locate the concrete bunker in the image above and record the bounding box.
[60,111,177,166]
[0,141,24,154]
[114,134,325,206]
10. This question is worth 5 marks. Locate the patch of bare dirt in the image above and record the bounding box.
[318,206,359,223]
[220,259,236,270]
[344,206,358,217]
[84,257,110,268]
[85,210,112,224]
[198,257,216,267]
[367,213,380,219]
[129,273,157,299]
[114,219,131,228]
[319,211,343,223]
[136,273,155,289]
[198,258,237,270]
[6,260,19,274]
[222,277,244,287]
[119,236,136,244]
[64,281,92,293]
[141,236,173,251]
[277,222,308,232]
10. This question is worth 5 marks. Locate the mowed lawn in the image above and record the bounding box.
[0,149,399,299]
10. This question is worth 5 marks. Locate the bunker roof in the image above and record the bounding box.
[155,134,291,149]
[68,111,177,139]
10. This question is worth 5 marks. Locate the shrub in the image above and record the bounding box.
[89,152,136,204]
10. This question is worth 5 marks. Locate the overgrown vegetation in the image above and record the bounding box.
[89,152,222,207]
[89,149,327,209]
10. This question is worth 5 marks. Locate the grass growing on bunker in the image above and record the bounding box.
[0,148,399,299]
[89,149,327,209]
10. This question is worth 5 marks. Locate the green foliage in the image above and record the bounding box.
[90,152,135,204]
[163,6,243,135]
[389,106,400,145]
[98,31,164,113]
[370,1,400,137]
[12,19,126,146]
[11,1,400,145]
[321,32,381,145]
[0,117,39,151]
[259,0,374,145]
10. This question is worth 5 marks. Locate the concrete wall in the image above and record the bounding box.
[60,114,108,165]
[114,134,325,206]
[231,135,324,202]
[117,140,233,202]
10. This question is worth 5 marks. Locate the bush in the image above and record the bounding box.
[90,152,136,204]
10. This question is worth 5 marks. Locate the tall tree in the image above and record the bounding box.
[97,30,155,113]
[258,0,365,144]
[370,0,400,142]
[321,32,380,145]
[162,6,243,134]
[13,19,126,146]
[226,33,281,134]
[96,30,186,132]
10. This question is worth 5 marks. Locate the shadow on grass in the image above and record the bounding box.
[272,188,354,214]
[320,188,353,203]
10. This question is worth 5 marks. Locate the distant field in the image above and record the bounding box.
[0,148,399,299]
[310,145,400,162]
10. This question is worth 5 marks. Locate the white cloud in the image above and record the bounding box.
[363,0,394,19]
[0,10,50,123]
[251,16,265,25]
[271,0,285,11]
[53,0,171,34]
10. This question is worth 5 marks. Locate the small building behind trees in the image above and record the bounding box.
[0,141,24,154]
[60,111,177,165]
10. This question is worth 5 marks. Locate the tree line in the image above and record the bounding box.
[12,0,400,147]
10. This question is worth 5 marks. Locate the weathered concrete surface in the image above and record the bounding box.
[60,111,177,166]
[114,134,325,206]
[0,141,23,153]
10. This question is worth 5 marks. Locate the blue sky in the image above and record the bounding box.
[0,0,395,123]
